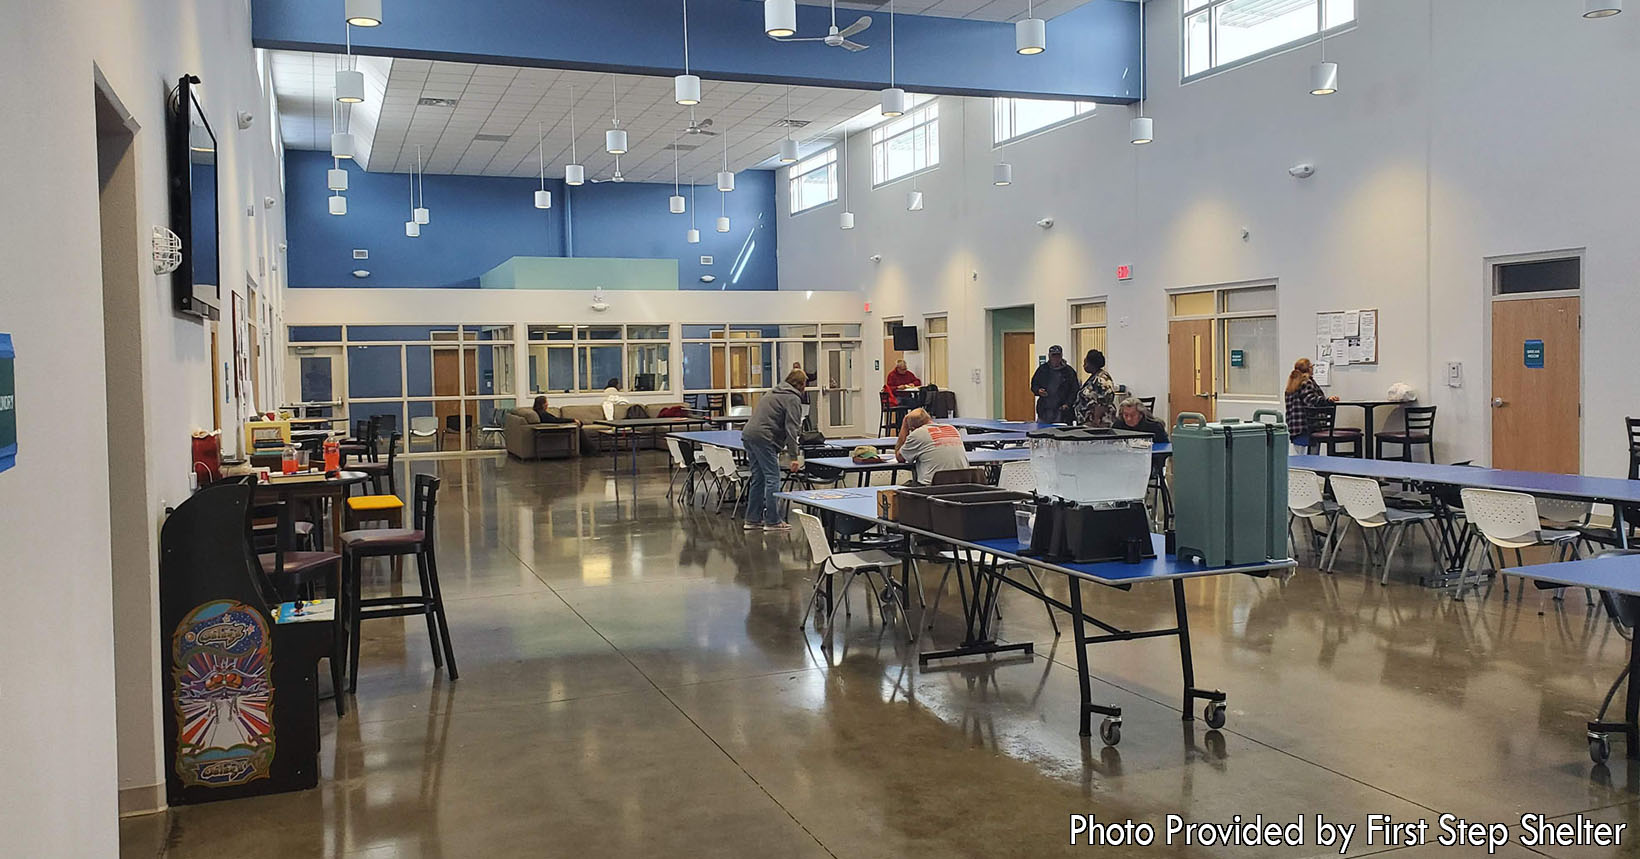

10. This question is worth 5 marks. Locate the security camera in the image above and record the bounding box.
[1288,163,1315,179]
[1035,217,1054,229]
[237,110,255,130]
[869,254,883,263]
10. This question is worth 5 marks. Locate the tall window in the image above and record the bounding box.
[1170,284,1279,398]
[1183,0,1355,80]
[526,324,670,394]
[924,315,949,388]
[993,98,1097,145]
[788,148,838,214]
[871,102,939,187]
[1069,301,1107,365]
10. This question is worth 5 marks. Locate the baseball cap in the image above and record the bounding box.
[1048,345,1063,355]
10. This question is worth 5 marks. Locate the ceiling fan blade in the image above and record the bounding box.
[699,118,713,129]
[697,129,719,135]
[840,41,869,52]
[837,16,872,38]
[773,35,826,42]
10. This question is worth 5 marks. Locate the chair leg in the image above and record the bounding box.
[424,543,458,680]
[1381,526,1407,585]
[347,553,364,693]
[799,565,830,629]
[1326,519,1350,572]
[416,550,443,670]
[330,562,347,717]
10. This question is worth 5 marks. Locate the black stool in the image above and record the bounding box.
[1304,405,1363,457]
[1376,405,1437,462]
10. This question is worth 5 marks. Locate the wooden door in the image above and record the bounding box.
[883,337,903,383]
[1168,319,1215,425]
[1002,331,1035,421]
[433,347,461,445]
[1492,296,1579,472]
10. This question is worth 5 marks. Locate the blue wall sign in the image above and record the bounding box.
[0,333,15,474]
[1229,349,1246,368]
[1523,339,1545,369]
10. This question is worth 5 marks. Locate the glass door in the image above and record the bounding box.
[820,342,860,436]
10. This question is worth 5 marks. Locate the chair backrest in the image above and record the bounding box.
[795,511,832,565]
[1139,396,1157,414]
[728,405,752,417]
[706,445,733,477]
[1403,405,1437,434]
[1627,417,1640,480]
[1288,468,1326,515]
[665,436,687,467]
[375,413,399,437]
[1535,496,1591,528]
[1304,404,1338,433]
[1460,488,1542,544]
[706,392,727,415]
[1328,474,1388,521]
[411,472,441,537]
[385,432,402,496]
[997,460,1036,493]
[410,416,438,434]
[487,408,507,428]
[932,467,987,486]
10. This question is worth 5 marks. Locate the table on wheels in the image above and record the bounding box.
[776,485,1294,741]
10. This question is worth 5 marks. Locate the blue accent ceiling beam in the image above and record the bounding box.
[252,0,1139,103]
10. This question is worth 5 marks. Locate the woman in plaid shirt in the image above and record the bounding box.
[1284,358,1338,446]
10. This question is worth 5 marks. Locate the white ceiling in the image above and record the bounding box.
[269,51,881,182]
[796,0,1094,22]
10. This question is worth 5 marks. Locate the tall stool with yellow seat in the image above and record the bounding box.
[346,432,405,575]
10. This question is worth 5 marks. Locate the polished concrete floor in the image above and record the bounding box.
[121,453,1640,858]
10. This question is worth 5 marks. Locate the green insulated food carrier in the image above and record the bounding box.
[1171,411,1289,566]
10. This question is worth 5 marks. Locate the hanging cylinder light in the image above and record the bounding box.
[994,162,1013,186]
[687,182,700,242]
[716,216,730,233]
[675,0,701,105]
[670,194,686,214]
[535,189,553,209]
[839,129,854,230]
[687,228,701,243]
[566,164,585,186]
[670,132,687,213]
[764,0,797,37]
[1016,0,1045,55]
[405,220,420,237]
[1310,61,1339,96]
[329,194,347,216]
[840,211,855,230]
[717,171,734,192]
[779,139,799,163]
[882,0,905,116]
[413,145,430,224]
[564,83,585,186]
[404,167,419,237]
[344,0,382,27]
[606,128,627,155]
[1585,0,1622,16]
[335,69,365,104]
[907,190,924,211]
[327,166,348,191]
[331,131,356,159]
[1130,116,1153,145]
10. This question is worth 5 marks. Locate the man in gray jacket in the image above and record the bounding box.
[740,370,808,531]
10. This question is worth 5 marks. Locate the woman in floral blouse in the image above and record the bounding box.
[1076,349,1118,427]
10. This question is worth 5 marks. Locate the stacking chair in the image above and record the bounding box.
[1459,488,1585,599]
[476,409,507,450]
[932,467,987,486]
[1287,468,1339,563]
[703,446,748,515]
[664,436,708,503]
[796,511,916,645]
[1375,405,1437,462]
[1304,405,1363,457]
[341,473,458,692]
[407,416,439,452]
[258,500,346,716]
[1327,474,1438,583]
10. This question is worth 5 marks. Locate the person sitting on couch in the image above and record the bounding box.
[533,395,577,425]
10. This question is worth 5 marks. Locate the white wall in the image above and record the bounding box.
[0,0,287,844]
[779,0,1638,477]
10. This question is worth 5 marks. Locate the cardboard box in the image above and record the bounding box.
[877,489,898,522]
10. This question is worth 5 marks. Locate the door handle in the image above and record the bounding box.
[1196,393,1212,399]
[1491,397,1506,408]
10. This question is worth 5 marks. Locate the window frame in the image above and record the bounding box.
[1181,0,1356,84]
[527,324,672,395]
[1068,299,1108,367]
[992,98,1098,147]
[923,314,949,389]
[1167,282,1280,401]
[870,102,940,188]
[787,147,839,215]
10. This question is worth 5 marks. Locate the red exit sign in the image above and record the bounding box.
[1116,265,1133,281]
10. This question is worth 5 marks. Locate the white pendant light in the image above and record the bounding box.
[675,0,701,105]
[606,76,627,154]
[344,0,382,27]
[331,131,356,159]
[717,188,729,232]
[687,181,700,242]
[839,128,854,230]
[716,216,730,233]
[717,125,735,191]
[335,69,365,104]
[779,138,799,163]
[687,228,701,243]
[329,194,347,216]
[404,166,419,237]
[670,132,687,213]
[993,162,1013,186]
[564,84,585,185]
[1585,0,1622,16]
[1131,0,1152,144]
[535,123,554,210]
[765,0,797,37]
[1129,116,1153,145]
[327,166,349,191]
[405,220,420,238]
[1016,0,1045,55]
[1309,23,1337,95]
[907,189,924,211]
[412,145,430,224]
[882,1,905,116]
[535,190,553,209]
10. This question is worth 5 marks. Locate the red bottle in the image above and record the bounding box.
[280,443,298,475]
[322,438,340,474]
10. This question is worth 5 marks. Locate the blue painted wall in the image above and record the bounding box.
[285,149,778,290]
[252,0,1140,103]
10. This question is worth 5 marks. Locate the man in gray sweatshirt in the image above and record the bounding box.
[740,370,808,531]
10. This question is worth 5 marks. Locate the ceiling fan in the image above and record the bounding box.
[774,0,871,51]
[684,116,717,136]
[588,156,627,183]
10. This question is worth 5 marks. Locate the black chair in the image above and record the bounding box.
[705,392,727,417]
[259,500,347,716]
[926,389,958,419]
[1138,396,1157,414]
[341,473,458,692]
[1376,405,1437,462]
[1303,405,1363,457]
[351,431,401,497]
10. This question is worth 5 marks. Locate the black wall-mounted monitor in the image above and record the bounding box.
[168,74,221,321]
[892,325,920,352]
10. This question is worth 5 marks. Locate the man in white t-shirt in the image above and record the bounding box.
[895,408,970,485]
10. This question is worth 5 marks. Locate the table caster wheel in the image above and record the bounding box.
[1204,701,1227,730]
[1099,718,1122,747]
[1589,733,1612,765]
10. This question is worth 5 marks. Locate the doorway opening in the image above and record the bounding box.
[987,306,1035,420]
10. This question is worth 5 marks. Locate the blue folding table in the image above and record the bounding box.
[805,447,1032,487]
[943,417,1060,433]
[776,485,1295,741]
[1514,552,1640,763]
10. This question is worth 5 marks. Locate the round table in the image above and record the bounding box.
[253,470,369,553]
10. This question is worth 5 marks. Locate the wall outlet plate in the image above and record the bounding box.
[1446,361,1463,388]
[353,249,369,260]
[970,368,981,384]
[699,255,713,265]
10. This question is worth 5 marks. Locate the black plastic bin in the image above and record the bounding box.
[895,483,995,530]
[927,490,1033,541]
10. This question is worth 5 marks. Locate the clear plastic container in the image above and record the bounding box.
[1028,429,1152,505]
[1014,503,1035,545]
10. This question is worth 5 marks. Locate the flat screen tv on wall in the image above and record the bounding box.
[892,325,920,352]
[168,74,221,321]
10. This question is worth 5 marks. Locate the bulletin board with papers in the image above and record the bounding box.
[1314,309,1378,383]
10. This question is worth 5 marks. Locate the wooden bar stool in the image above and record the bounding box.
[1375,405,1437,462]
[341,473,457,692]
[1303,405,1363,457]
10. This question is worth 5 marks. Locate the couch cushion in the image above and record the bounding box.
[508,407,539,424]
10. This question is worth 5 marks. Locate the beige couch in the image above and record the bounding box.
[553,402,688,453]
[503,408,580,460]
